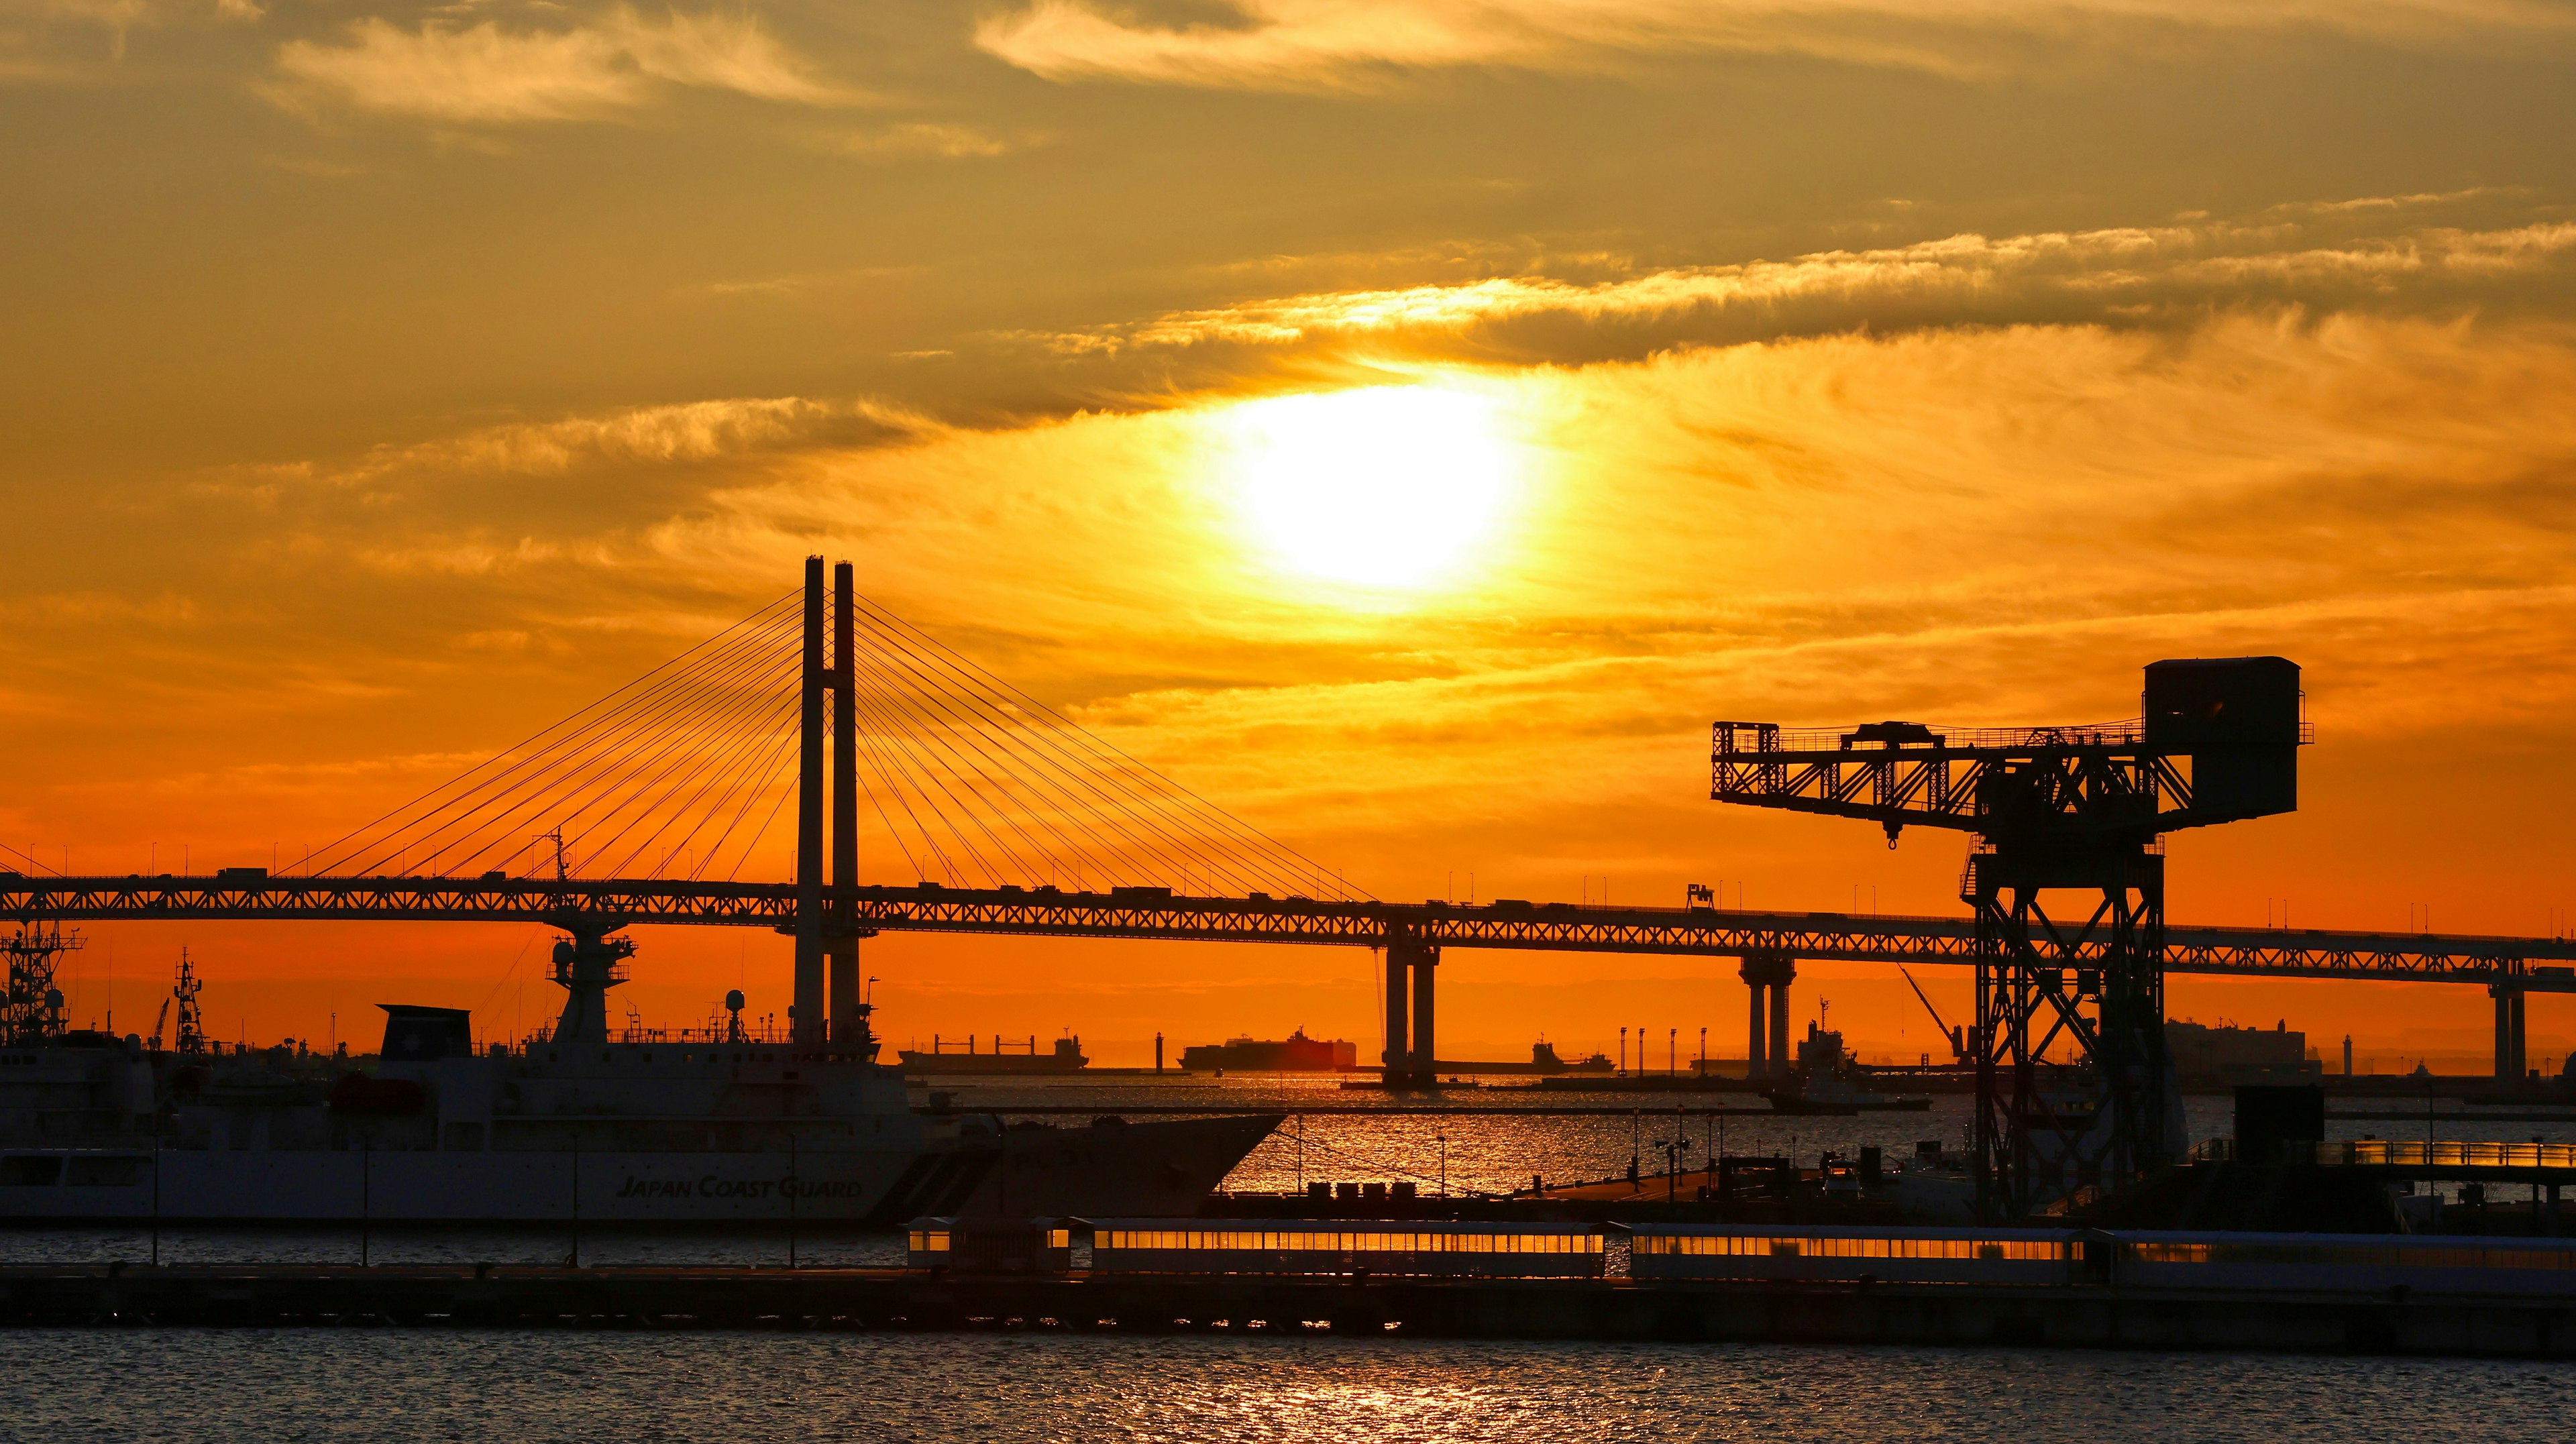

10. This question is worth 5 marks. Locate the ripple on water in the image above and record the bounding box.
[0,1331,2563,1443]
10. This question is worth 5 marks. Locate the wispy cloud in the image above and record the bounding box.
[977,0,2576,89]
[1022,211,2576,356]
[254,396,924,489]
[830,121,1017,160]
[270,7,858,124]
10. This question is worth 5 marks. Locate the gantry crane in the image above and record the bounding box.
[1712,657,2308,1219]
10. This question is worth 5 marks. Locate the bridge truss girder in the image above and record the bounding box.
[4,876,2573,989]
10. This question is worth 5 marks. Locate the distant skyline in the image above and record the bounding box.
[7,0,2576,1066]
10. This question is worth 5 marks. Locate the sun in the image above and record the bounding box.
[1224,385,1521,592]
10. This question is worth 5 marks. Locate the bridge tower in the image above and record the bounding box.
[1711,657,2308,1219]
[825,559,877,1056]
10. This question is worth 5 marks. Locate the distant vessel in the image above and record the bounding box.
[1180,1030,1357,1072]
[1538,1042,1615,1074]
[0,934,1275,1223]
[1426,1041,1617,1075]
[898,1034,1089,1076]
[1764,1016,1933,1115]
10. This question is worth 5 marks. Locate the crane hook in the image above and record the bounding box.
[1882,820,1902,850]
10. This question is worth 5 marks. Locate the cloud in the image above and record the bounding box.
[975,0,2576,89]
[830,121,1016,160]
[1022,210,2576,358]
[260,396,926,489]
[271,7,856,124]
[0,0,258,76]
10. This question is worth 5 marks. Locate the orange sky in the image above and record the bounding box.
[8,0,2576,1071]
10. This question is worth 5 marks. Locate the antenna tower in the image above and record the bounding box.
[1,922,78,1045]
[170,948,207,1058]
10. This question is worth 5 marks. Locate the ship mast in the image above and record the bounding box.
[1,922,78,1045]
[170,948,207,1058]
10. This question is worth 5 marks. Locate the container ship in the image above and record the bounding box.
[0,936,1275,1225]
[1179,1029,1356,1072]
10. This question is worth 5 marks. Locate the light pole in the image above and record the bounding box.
[150,1100,160,1268]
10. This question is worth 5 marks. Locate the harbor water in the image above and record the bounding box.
[5,1074,2571,1441]
[3,1329,2567,1442]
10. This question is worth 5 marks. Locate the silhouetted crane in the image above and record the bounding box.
[1714,657,2307,1219]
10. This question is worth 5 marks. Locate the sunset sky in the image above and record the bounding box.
[8,0,2576,1070]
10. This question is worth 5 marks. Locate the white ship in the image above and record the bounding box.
[0,935,1275,1225]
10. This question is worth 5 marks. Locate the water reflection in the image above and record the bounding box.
[1,1331,2565,1443]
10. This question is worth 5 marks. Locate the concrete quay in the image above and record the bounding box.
[3,1264,2571,1357]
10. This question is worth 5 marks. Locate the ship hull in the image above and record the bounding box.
[0,1114,1278,1225]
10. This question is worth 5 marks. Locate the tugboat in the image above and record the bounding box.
[1763,1007,1935,1115]
[0,928,1277,1224]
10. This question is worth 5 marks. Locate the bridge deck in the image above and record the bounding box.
[9,875,2576,987]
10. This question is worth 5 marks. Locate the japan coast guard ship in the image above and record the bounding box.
[0,933,1278,1225]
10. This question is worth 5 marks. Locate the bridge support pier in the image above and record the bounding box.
[1383,942,1409,1085]
[1738,951,1795,1080]
[1382,930,1437,1086]
[2495,980,2528,1083]
[1411,941,1438,1080]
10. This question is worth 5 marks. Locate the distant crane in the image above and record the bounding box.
[1714,657,2308,1219]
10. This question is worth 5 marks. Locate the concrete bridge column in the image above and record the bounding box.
[2495,983,2527,1083]
[1738,951,1796,1080]
[1411,943,1438,1078]
[2514,989,2528,1079]
[1744,970,1766,1079]
[1770,977,1792,1077]
[1383,943,1410,1081]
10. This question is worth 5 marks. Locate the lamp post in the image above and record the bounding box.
[150,1100,160,1268]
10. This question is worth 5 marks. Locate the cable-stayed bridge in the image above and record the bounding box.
[5,558,2573,1083]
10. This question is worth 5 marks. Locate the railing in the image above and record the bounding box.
[1715,720,2151,755]
[2195,1137,2576,1170]
[517,1023,797,1048]
[1713,718,2315,757]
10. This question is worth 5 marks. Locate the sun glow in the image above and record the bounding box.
[1226,385,1521,592]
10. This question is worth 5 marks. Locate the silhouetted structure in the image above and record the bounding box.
[1713,658,2308,1219]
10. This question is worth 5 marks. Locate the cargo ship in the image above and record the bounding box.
[0,936,1275,1225]
[1760,1018,1933,1115]
[1179,1029,1357,1072]
[897,1034,1089,1076]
